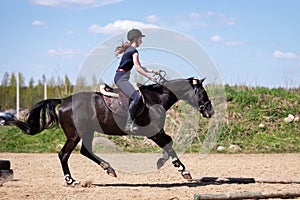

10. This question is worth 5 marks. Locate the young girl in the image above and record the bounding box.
[114,29,158,133]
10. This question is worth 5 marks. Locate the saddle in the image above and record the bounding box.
[99,84,144,116]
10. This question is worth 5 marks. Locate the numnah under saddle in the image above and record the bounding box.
[99,84,144,117]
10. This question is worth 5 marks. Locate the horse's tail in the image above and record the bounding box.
[11,99,62,135]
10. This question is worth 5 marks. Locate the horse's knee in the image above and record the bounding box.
[58,151,69,163]
[58,151,62,159]
[149,132,173,148]
[58,150,65,160]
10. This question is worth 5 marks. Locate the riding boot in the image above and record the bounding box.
[125,101,139,134]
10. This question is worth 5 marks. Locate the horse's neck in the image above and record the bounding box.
[161,79,191,110]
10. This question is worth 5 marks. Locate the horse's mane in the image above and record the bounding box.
[137,84,164,98]
[139,83,163,91]
[139,78,192,92]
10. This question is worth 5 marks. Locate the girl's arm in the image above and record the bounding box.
[132,52,153,79]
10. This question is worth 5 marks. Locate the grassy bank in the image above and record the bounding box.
[216,85,300,153]
[0,85,299,153]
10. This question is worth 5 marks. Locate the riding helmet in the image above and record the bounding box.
[127,29,145,41]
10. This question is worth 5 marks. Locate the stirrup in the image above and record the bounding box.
[125,122,138,134]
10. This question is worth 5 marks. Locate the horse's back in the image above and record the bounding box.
[59,92,104,125]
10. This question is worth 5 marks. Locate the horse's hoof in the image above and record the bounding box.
[64,174,79,186]
[181,170,192,180]
[100,162,109,170]
[65,179,80,186]
[72,180,80,186]
[157,158,167,169]
[65,180,80,186]
[107,167,117,177]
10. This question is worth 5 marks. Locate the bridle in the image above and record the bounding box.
[147,73,211,113]
[199,100,211,113]
[185,85,211,113]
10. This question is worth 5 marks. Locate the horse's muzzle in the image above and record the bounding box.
[202,109,214,118]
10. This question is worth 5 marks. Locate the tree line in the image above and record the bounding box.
[0,72,73,110]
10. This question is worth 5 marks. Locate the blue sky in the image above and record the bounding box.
[0,0,300,88]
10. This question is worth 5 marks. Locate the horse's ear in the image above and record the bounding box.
[199,77,206,84]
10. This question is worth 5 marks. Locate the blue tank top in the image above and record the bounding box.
[117,46,138,71]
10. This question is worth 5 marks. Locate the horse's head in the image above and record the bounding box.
[149,75,214,118]
[186,77,214,118]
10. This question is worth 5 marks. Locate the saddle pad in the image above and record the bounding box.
[103,92,129,116]
[101,84,145,117]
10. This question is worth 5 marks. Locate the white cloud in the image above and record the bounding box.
[218,14,237,26]
[210,35,223,43]
[32,20,45,26]
[189,11,214,20]
[273,50,299,59]
[47,48,82,59]
[146,15,160,24]
[172,11,235,31]
[209,35,243,46]
[189,12,202,20]
[31,0,123,8]
[88,20,159,35]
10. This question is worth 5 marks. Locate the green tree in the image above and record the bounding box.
[0,72,10,109]
[1,72,9,87]
[6,73,17,108]
[23,77,35,107]
[64,75,72,97]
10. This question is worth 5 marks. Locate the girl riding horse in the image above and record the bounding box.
[114,29,160,133]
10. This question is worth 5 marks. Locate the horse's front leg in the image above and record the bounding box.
[80,130,117,177]
[164,143,192,179]
[171,156,192,179]
[149,129,192,179]
[80,144,117,177]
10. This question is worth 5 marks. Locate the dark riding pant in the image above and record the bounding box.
[114,71,141,104]
[114,71,141,120]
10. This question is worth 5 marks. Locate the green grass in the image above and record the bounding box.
[0,126,66,153]
[0,85,299,153]
[216,85,300,153]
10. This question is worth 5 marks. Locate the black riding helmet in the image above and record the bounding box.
[127,29,145,42]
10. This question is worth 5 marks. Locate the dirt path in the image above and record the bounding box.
[1,153,300,200]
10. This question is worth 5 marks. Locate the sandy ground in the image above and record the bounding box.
[0,153,300,200]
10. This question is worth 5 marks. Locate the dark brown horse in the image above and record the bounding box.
[10,75,214,185]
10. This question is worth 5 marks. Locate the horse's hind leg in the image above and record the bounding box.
[80,131,117,177]
[149,129,192,179]
[58,136,81,185]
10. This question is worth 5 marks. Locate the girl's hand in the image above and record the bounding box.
[148,69,161,75]
[152,69,161,75]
